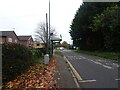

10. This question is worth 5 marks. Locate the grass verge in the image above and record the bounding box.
[74,50,120,61]
[54,50,63,56]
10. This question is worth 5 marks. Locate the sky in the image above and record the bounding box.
[0,0,83,44]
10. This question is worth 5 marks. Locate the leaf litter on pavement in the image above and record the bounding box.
[2,57,58,89]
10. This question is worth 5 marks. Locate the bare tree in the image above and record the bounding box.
[34,21,57,45]
[35,22,46,43]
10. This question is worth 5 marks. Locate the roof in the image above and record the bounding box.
[51,36,62,41]
[18,36,32,41]
[0,31,15,37]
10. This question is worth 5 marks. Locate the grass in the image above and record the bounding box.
[54,50,63,56]
[74,50,120,61]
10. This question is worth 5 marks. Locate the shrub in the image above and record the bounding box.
[31,48,42,58]
[2,43,34,84]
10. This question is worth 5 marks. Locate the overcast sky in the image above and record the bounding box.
[0,0,83,44]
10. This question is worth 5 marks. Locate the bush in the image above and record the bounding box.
[30,48,43,64]
[31,48,42,58]
[2,43,34,84]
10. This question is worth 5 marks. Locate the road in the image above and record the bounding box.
[62,50,120,89]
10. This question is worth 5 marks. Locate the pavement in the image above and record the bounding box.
[53,55,81,89]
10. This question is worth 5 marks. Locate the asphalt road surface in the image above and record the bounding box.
[62,50,120,89]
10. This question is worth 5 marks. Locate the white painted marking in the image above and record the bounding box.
[97,59,102,62]
[80,80,96,83]
[64,56,83,81]
[94,61,102,65]
[74,77,80,88]
[115,79,120,81]
[70,69,80,88]
[79,58,82,59]
[91,60,102,65]
[102,65,112,69]
[80,56,86,59]
[90,60,112,69]
[113,63,119,67]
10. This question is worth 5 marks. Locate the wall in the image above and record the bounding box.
[19,41,27,47]
[0,37,6,44]
[6,33,19,43]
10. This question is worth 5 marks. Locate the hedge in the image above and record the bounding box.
[2,43,42,84]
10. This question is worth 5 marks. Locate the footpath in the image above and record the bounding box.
[54,55,80,89]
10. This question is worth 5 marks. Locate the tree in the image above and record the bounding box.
[69,2,117,50]
[35,22,57,49]
[35,22,46,44]
[61,41,69,49]
[90,5,120,51]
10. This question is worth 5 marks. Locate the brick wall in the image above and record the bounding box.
[6,33,19,43]
[0,37,6,44]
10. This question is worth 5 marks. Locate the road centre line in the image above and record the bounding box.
[89,59,112,69]
[67,56,86,59]
[102,64,112,69]
[115,79,120,81]
[92,61,102,65]
[113,63,119,67]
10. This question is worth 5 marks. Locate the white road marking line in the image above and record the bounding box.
[74,77,80,88]
[68,56,87,60]
[102,65,112,69]
[64,56,81,88]
[113,63,119,67]
[91,60,102,65]
[90,60,112,69]
[79,80,96,83]
[64,56,83,81]
[115,79,120,81]
[97,59,102,62]
[70,68,80,88]
[80,56,86,59]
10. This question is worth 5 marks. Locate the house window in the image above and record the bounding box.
[8,38,12,42]
[15,39,17,43]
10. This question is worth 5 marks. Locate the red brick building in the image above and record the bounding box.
[18,36,34,48]
[0,31,19,44]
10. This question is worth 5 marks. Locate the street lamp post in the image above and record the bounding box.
[44,0,51,64]
[49,0,52,58]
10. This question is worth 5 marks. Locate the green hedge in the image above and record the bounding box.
[2,43,33,61]
[30,48,44,64]
[2,43,42,84]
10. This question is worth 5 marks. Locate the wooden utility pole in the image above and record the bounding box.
[46,13,49,54]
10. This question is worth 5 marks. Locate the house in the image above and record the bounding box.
[0,31,34,48]
[18,35,34,48]
[33,41,44,49]
[0,31,19,44]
